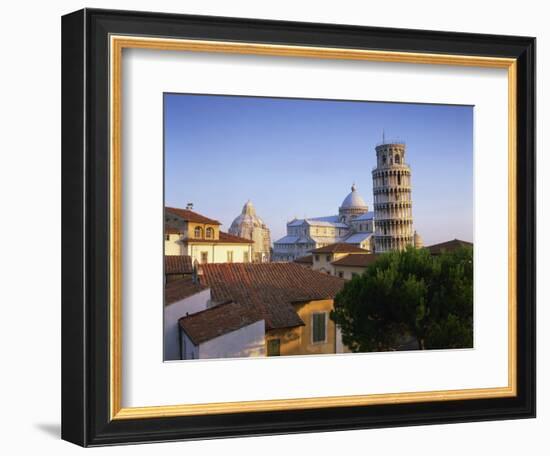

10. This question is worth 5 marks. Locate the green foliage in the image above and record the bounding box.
[330,246,473,352]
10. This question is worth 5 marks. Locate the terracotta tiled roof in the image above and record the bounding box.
[179,301,263,345]
[310,243,369,254]
[165,226,183,235]
[184,231,253,244]
[165,277,206,305]
[200,263,345,330]
[331,253,380,267]
[165,255,193,275]
[427,239,473,255]
[294,254,313,265]
[165,207,221,225]
[219,231,254,244]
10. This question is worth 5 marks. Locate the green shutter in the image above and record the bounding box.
[313,313,326,343]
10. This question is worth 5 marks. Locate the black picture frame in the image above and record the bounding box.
[62,8,536,447]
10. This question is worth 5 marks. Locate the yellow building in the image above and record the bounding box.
[199,262,347,356]
[310,243,370,275]
[165,206,253,264]
[331,253,380,280]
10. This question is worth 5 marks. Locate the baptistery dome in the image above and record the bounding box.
[229,200,271,262]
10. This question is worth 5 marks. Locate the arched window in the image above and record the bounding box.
[398,174,401,185]
[382,155,387,164]
[395,154,401,164]
[205,227,213,238]
[194,226,203,238]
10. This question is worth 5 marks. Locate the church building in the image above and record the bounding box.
[228,200,271,262]
[272,184,375,262]
[273,139,422,261]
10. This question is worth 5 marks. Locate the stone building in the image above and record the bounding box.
[273,138,422,260]
[229,200,271,262]
[372,141,415,252]
[272,184,375,262]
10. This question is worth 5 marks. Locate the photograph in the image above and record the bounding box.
[163,94,474,361]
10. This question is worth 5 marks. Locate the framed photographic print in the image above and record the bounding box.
[61,8,536,447]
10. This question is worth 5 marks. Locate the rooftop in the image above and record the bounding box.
[310,243,369,254]
[294,254,313,265]
[344,232,374,244]
[165,226,183,235]
[331,253,380,268]
[165,207,221,225]
[179,301,263,345]
[185,231,254,244]
[165,277,207,305]
[200,263,345,330]
[165,255,193,275]
[287,215,348,229]
[352,211,375,221]
[426,239,473,255]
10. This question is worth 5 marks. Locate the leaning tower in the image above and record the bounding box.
[372,141,414,252]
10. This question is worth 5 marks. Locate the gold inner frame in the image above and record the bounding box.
[109,35,517,420]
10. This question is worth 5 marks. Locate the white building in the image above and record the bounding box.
[272,184,375,261]
[164,277,265,361]
[179,301,266,360]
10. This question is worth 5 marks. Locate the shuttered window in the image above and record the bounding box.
[267,339,280,356]
[312,313,327,343]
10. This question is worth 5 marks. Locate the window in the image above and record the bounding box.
[205,227,214,238]
[165,234,170,241]
[382,155,387,164]
[395,154,401,164]
[243,251,249,263]
[352,272,358,278]
[194,226,203,238]
[200,251,208,264]
[227,251,233,263]
[312,313,327,343]
[315,255,320,262]
[326,254,331,262]
[338,271,344,278]
[267,339,280,356]
[398,174,401,185]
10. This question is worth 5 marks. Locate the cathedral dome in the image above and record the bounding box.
[341,184,368,209]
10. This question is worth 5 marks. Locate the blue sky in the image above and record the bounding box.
[164,94,473,246]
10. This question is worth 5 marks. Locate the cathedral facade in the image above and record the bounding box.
[229,200,272,262]
[273,139,421,261]
[272,184,375,262]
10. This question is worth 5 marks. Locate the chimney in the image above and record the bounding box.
[186,202,194,210]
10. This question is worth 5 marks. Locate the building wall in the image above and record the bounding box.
[312,252,356,275]
[163,288,211,361]
[165,234,183,255]
[333,264,367,280]
[187,221,220,241]
[349,218,374,233]
[180,331,200,360]
[187,242,252,264]
[195,320,266,359]
[266,299,340,356]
